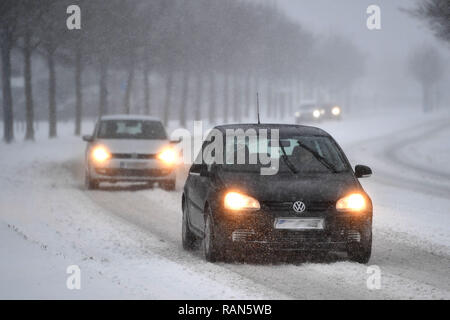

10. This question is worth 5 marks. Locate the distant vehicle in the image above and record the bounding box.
[182,123,373,263]
[294,102,322,123]
[320,103,342,120]
[83,115,179,190]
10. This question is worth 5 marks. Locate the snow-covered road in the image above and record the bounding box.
[1,110,449,299]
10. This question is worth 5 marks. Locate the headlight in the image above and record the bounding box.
[313,110,321,118]
[224,192,260,211]
[157,147,177,165]
[336,193,366,212]
[295,112,301,117]
[332,106,341,116]
[91,146,111,163]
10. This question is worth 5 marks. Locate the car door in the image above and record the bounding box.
[186,141,215,233]
[186,163,204,231]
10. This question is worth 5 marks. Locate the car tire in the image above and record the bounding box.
[182,199,197,251]
[161,179,176,191]
[85,170,99,190]
[347,231,372,264]
[203,207,221,262]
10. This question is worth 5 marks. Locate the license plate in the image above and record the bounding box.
[120,162,148,169]
[274,218,324,230]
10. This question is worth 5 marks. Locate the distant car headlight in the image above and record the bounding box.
[91,146,111,163]
[224,191,260,211]
[295,112,301,117]
[332,106,341,116]
[157,147,177,165]
[320,109,325,115]
[336,193,367,212]
[313,110,321,118]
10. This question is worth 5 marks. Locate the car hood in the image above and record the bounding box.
[216,171,359,202]
[95,139,170,154]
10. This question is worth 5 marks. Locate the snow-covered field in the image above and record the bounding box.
[1,109,449,299]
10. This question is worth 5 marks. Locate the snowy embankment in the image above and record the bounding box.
[0,125,284,299]
[1,108,449,299]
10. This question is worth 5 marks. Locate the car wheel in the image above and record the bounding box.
[347,232,372,264]
[182,199,197,251]
[161,179,176,191]
[203,207,221,262]
[85,170,99,190]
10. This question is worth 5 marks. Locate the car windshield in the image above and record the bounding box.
[97,120,167,140]
[221,134,348,174]
[299,104,317,110]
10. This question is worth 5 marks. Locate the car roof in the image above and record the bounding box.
[99,114,162,122]
[213,123,330,136]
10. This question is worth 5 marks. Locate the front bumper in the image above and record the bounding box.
[213,208,371,252]
[89,158,176,182]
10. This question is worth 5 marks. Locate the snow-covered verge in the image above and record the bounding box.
[1,109,449,299]
[0,128,285,299]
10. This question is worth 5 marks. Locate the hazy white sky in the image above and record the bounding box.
[277,0,443,60]
[277,0,448,105]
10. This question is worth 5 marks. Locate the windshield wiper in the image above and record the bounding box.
[279,139,298,174]
[295,139,339,173]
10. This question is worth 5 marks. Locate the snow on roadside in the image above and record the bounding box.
[0,130,286,299]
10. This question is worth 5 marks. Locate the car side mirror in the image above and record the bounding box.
[170,137,182,144]
[355,165,372,178]
[200,164,211,177]
[82,135,94,142]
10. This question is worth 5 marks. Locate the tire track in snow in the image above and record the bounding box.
[66,156,450,299]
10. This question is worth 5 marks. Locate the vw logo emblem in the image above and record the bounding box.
[293,201,306,213]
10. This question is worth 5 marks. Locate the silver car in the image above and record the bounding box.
[83,115,178,190]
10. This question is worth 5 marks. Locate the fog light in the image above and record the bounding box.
[332,106,341,116]
[224,192,260,211]
[336,193,366,212]
[92,146,111,163]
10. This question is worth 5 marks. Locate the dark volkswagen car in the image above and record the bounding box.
[182,124,373,263]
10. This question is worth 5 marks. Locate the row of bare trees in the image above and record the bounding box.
[1,0,366,143]
[409,0,449,113]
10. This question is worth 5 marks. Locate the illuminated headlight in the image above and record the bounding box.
[332,106,341,116]
[224,192,260,211]
[295,112,301,117]
[157,147,177,165]
[320,109,325,115]
[336,193,367,212]
[313,110,321,118]
[91,146,111,163]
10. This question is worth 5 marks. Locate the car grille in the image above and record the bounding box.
[231,229,328,243]
[262,201,334,212]
[111,153,157,160]
[95,168,172,177]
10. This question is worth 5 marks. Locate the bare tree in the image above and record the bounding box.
[415,0,450,44]
[0,1,20,143]
[409,45,444,112]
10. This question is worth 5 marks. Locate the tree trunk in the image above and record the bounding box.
[74,48,82,135]
[23,28,34,140]
[48,51,57,138]
[208,71,216,124]
[124,64,135,114]
[99,57,109,117]
[1,29,14,143]
[233,76,241,122]
[223,73,229,123]
[266,80,272,119]
[179,70,190,128]
[143,59,151,115]
[194,73,203,121]
[244,73,251,119]
[422,83,431,113]
[163,70,174,126]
